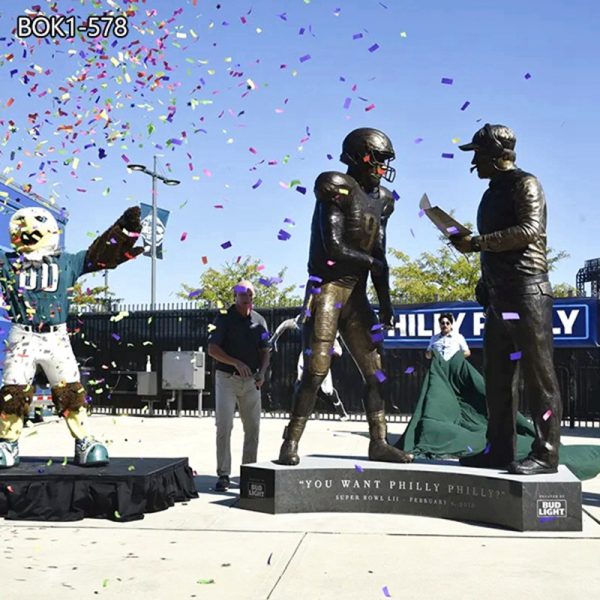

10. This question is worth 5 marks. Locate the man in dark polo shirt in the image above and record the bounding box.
[208,280,270,491]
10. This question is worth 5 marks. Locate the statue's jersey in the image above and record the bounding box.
[307,171,394,286]
[0,250,87,325]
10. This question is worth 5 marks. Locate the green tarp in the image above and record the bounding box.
[395,351,600,480]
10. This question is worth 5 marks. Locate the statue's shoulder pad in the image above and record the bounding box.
[314,172,356,202]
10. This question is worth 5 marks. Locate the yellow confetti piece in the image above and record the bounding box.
[47,459,53,466]
[338,188,349,195]
[62,457,68,466]
[400,31,407,37]
[208,324,217,332]
[128,465,135,471]
[451,137,460,144]
[197,579,215,585]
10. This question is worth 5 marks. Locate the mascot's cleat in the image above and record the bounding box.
[0,439,20,468]
[74,437,109,467]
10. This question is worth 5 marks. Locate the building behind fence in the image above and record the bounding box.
[66,301,600,426]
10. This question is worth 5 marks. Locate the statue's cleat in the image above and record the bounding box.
[278,440,300,466]
[74,437,109,467]
[0,439,19,468]
[369,440,413,464]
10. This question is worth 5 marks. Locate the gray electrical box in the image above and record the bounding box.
[137,372,157,396]
[162,350,206,390]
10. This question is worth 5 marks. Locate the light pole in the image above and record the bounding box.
[127,156,180,308]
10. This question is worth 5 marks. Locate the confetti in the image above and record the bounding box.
[196,579,215,585]
[510,351,522,361]
[180,232,188,241]
[252,179,263,189]
[466,446,473,453]
[542,409,553,421]
[404,367,415,374]
[446,226,459,235]
[368,43,380,53]
[353,33,363,40]
[188,289,203,299]
[539,516,557,523]
[102,579,109,588]
[524,72,532,79]
[299,54,312,63]
[383,586,392,598]
[6,485,14,493]
[365,103,375,112]
[374,369,387,383]
[441,77,453,85]
[221,241,232,249]
[354,464,364,473]
[128,465,135,471]
[414,138,423,144]
[277,230,291,241]
[202,256,209,265]
[502,312,520,320]
[441,153,454,159]
[460,101,471,111]
[112,333,121,342]
[296,186,307,195]
[418,209,425,218]
[483,443,491,455]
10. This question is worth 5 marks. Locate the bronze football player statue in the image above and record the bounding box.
[451,124,562,475]
[278,128,413,466]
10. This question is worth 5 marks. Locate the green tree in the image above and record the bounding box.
[178,256,302,308]
[551,282,579,298]
[70,281,116,307]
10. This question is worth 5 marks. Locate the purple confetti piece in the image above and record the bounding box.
[524,72,532,79]
[298,27,305,35]
[221,241,232,249]
[343,97,352,110]
[502,312,520,320]
[112,333,121,341]
[234,285,250,293]
[446,226,459,235]
[374,369,387,383]
[382,586,391,598]
[334,302,343,309]
[304,348,313,356]
[418,209,425,218]
[404,366,415,374]
[308,275,323,283]
[296,186,307,195]
[304,307,312,318]
[483,443,491,455]
[460,101,471,111]
[187,289,203,299]
[326,154,333,160]
[258,277,271,287]
[414,138,423,144]
[284,218,296,225]
[261,332,270,340]
[352,33,363,40]
[310,287,322,295]
[252,179,263,189]
[542,409,553,421]
[368,43,380,53]
[510,351,522,361]
[441,77,453,85]
[354,464,364,473]
[539,516,557,523]
[371,323,383,331]
[299,54,311,63]
[371,333,385,343]
[277,230,291,241]
[392,190,400,201]
[442,153,454,159]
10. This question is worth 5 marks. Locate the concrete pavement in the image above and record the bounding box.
[2,414,600,600]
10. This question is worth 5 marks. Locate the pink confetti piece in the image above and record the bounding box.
[441,153,454,159]
[203,169,212,177]
[502,312,520,320]
[460,101,471,111]
[299,54,311,63]
[252,179,263,189]
[121,154,130,163]
[365,103,375,112]
[354,464,364,473]
[510,351,522,361]
[327,260,336,266]
[201,256,208,265]
[221,241,232,249]
[383,586,391,598]
[524,72,532,79]
[180,232,188,241]
[249,147,257,154]
[368,43,380,52]
[542,409,553,421]
[343,97,352,109]
[404,367,415,374]
[441,77,453,85]
[374,369,387,383]
[6,485,14,493]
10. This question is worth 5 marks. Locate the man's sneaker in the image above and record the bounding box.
[215,475,230,492]
[0,439,19,468]
[74,437,109,467]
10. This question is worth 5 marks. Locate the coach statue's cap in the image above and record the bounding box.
[459,123,516,155]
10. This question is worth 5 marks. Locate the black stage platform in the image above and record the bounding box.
[0,457,198,522]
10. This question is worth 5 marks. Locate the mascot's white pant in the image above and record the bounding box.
[0,323,89,441]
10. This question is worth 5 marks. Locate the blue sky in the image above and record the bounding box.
[0,0,598,305]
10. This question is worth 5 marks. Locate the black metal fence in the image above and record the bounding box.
[67,303,600,425]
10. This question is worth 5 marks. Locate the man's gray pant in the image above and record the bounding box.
[215,370,261,477]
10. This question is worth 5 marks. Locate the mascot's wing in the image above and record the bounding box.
[269,317,301,351]
[83,206,143,273]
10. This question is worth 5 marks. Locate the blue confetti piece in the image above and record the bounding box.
[296,186,307,194]
[442,153,454,159]
[354,464,364,473]
[524,72,532,79]
[308,275,323,283]
[374,369,387,383]
[392,190,400,201]
[343,97,352,109]
[352,33,363,40]
[441,77,453,85]
[483,443,491,455]
[277,230,291,241]
[368,43,380,53]
[221,241,232,249]
[510,351,522,361]
[460,101,470,111]
[404,366,415,374]
[299,54,311,63]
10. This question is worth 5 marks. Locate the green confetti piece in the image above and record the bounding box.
[114,510,121,519]
[102,579,109,588]
[289,179,301,187]
[46,459,53,466]
[128,465,135,471]
[61,457,68,466]
[196,579,215,585]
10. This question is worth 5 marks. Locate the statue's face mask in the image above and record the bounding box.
[9,207,60,258]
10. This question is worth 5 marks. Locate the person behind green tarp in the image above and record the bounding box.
[395,351,600,480]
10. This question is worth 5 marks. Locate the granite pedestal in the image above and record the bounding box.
[240,457,581,531]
